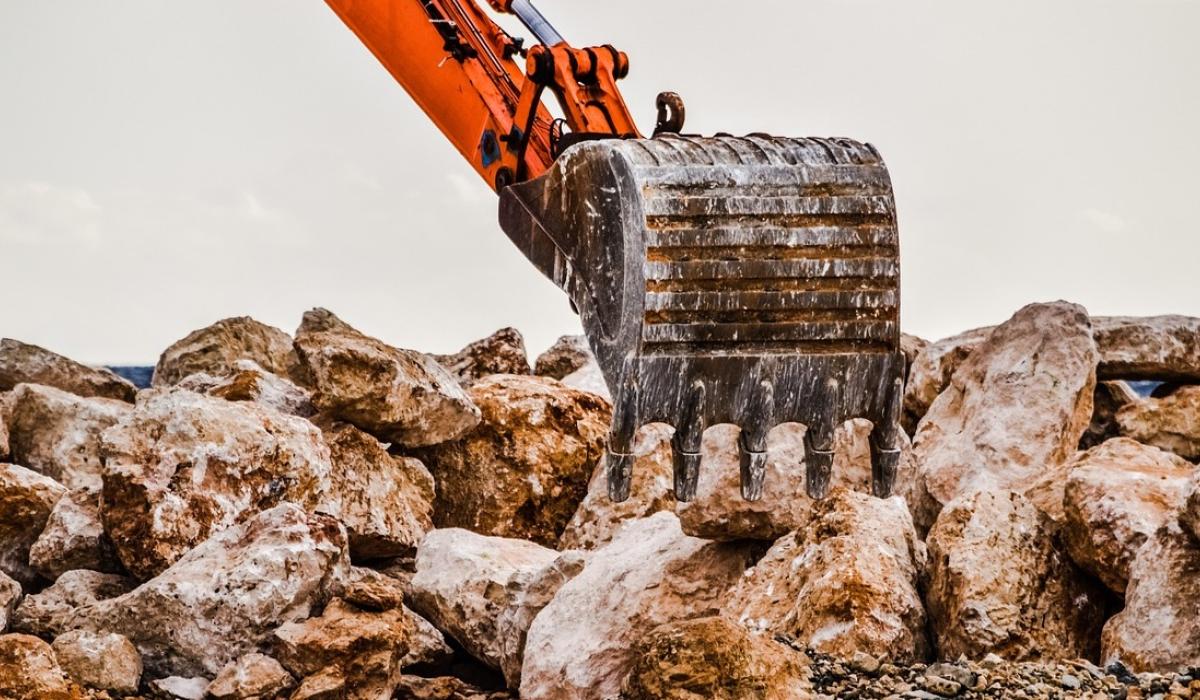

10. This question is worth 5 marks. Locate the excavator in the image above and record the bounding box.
[325,0,904,503]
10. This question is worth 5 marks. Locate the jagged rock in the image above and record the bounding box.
[339,567,451,669]
[408,528,581,686]
[70,504,349,678]
[1184,472,1200,543]
[559,424,676,551]
[520,512,753,700]
[204,359,315,417]
[434,328,531,387]
[620,616,812,700]
[533,335,592,380]
[900,333,930,380]
[51,630,141,694]
[206,653,296,700]
[913,303,1098,514]
[0,463,67,586]
[152,316,298,387]
[418,375,610,547]
[1080,381,1141,450]
[273,598,409,700]
[10,571,134,638]
[723,489,929,663]
[147,676,210,700]
[293,308,480,447]
[1062,439,1196,593]
[2,383,131,490]
[394,676,512,700]
[0,633,80,700]
[1092,315,1200,383]
[901,326,993,434]
[1101,524,1200,673]
[28,488,123,580]
[402,606,454,669]
[0,338,136,402]
[0,572,19,633]
[560,360,610,402]
[925,490,1107,662]
[99,388,334,579]
[1115,385,1200,462]
[322,422,434,561]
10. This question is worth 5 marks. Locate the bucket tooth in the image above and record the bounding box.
[870,378,906,497]
[498,134,905,502]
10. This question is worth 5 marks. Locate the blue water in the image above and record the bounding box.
[107,366,153,389]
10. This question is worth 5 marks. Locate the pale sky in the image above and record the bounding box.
[2,1,1197,364]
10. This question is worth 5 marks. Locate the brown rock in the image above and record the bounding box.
[152,316,298,387]
[723,489,929,663]
[1062,439,1196,593]
[1184,472,1200,543]
[900,333,930,377]
[2,383,131,491]
[206,653,296,700]
[1115,385,1200,462]
[1080,381,1141,450]
[419,375,610,547]
[72,504,350,678]
[273,598,409,700]
[913,303,1098,514]
[434,328,531,387]
[28,488,123,580]
[559,424,676,551]
[51,630,141,694]
[1092,315,1200,383]
[0,633,80,700]
[0,462,67,586]
[1101,524,1200,673]
[0,572,19,634]
[519,512,753,700]
[294,308,480,448]
[206,359,315,417]
[407,528,580,686]
[901,326,993,434]
[0,338,136,402]
[925,490,1108,662]
[533,335,592,380]
[10,570,133,638]
[620,616,812,700]
[0,398,8,460]
[323,422,434,561]
[394,676,512,700]
[99,388,334,579]
[339,568,452,669]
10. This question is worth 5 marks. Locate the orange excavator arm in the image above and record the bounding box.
[324,0,652,191]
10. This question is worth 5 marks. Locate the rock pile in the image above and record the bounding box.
[0,300,1198,699]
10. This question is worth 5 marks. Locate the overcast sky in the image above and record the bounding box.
[2,1,1197,364]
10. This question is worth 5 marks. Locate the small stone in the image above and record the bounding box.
[51,630,141,694]
[206,653,296,700]
[1061,673,1082,690]
[851,651,882,674]
[147,675,210,700]
[919,675,963,697]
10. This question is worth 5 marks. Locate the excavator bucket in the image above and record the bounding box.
[499,135,904,503]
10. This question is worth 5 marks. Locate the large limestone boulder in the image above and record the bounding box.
[620,616,812,700]
[203,359,315,417]
[293,308,480,447]
[913,302,1098,514]
[901,326,993,434]
[2,383,131,490]
[10,571,134,638]
[408,528,583,687]
[1092,315,1200,383]
[51,630,141,694]
[1080,381,1141,450]
[519,512,752,700]
[273,598,410,700]
[1062,438,1196,593]
[533,335,593,380]
[925,490,1107,662]
[418,375,610,547]
[0,338,136,402]
[0,633,80,700]
[152,316,298,387]
[322,422,435,561]
[69,504,350,678]
[559,424,676,551]
[1101,524,1200,673]
[99,388,334,579]
[434,328,531,387]
[206,653,296,700]
[723,489,929,663]
[28,488,123,580]
[0,463,67,586]
[0,572,19,633]
[1115,385,1200,462]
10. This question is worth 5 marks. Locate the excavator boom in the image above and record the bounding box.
[324,0,905,502]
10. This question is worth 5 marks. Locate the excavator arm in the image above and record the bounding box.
[325,0,907,504]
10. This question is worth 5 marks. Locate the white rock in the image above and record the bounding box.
[51,630,141,694]
[0,572,19,634]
